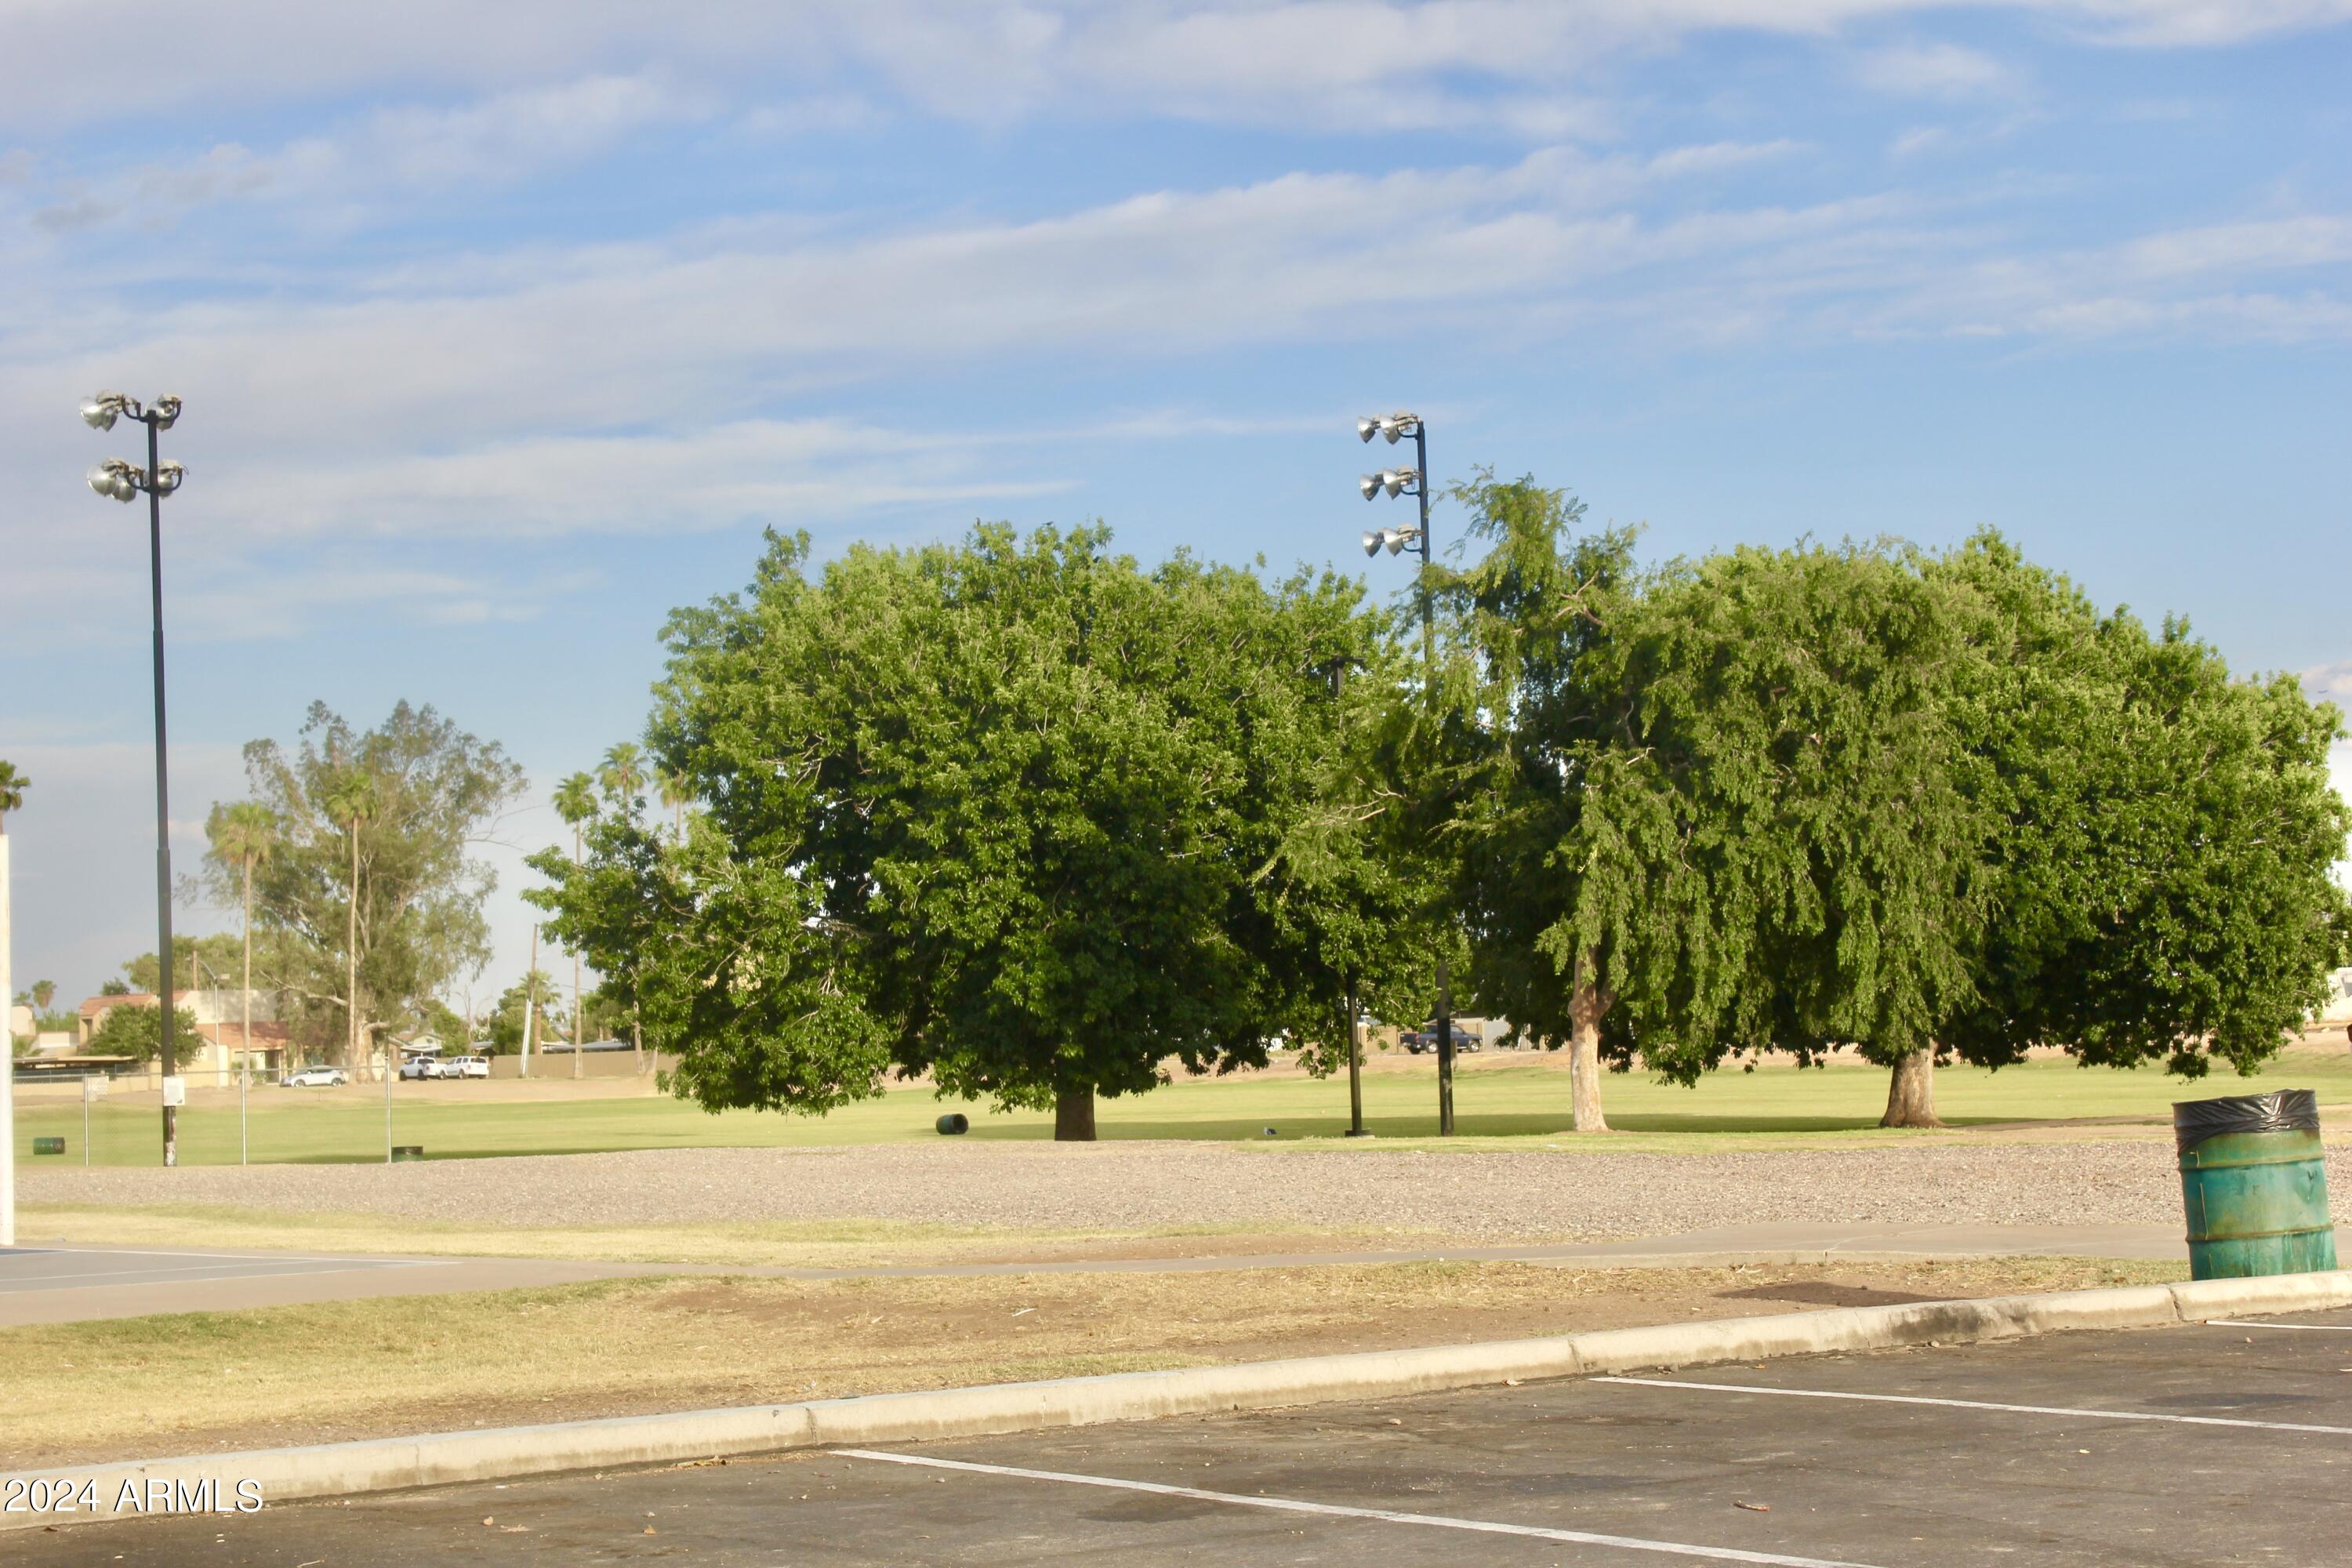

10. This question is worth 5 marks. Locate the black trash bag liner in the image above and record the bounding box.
[2172,1089,2321,1155]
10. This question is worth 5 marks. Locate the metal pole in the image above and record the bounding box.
[1345,978,1367,1138]
[383,1031,393,1163]
[521,924,538,1076]
[1323,653,1370,1141]
[1413,422,1454,1138]
[147,414,179,1169]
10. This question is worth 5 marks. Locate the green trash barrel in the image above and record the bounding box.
[2173,1089,2336,1280]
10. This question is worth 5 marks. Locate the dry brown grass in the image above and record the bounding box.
[0,1254,2185,1472]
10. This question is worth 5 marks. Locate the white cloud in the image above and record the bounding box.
[200,419,1080,544]
[1854,41,2020,98]
[1847,214,2352,340]
[29,75,710,234]
[2,143,1828,463]
[2300,661,2352,709]
[4,2,2346,138]
[6,144,2347,619]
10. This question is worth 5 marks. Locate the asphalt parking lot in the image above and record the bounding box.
[16,1307,2352,1566]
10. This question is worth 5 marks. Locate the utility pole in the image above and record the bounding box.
[1345,980,1366,1138]
[80,391,187,1166]
[521,924,538,1077]
[1355,410,1454,1135]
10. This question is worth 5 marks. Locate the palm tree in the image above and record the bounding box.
[0,760,24,829]
[552,771,597,1081]
[596,745,652,1074]
[659,768,691,841]
[31,980,53,1012]
[599,742,645,805]
[207,802,280,1082]
[321,770,380,1077]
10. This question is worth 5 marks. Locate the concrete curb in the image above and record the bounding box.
[9,1268,2347,1530]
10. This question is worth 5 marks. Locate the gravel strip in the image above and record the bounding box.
[24,1141,2351,1243]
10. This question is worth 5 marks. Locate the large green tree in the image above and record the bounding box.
[533,524,1400,1138]
[1921,534,2349,1112]
[1579,541,1992,1126]
[219,702,528,1072]
[88,1002,202,1065]
[1431,479,1991,1131]
[120,933,246,995]
[1417,475,1639,1131]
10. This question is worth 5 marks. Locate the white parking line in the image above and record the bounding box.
[834,1448,1890,1567]
[1597,1377,2352,1436]
[2206,1319,2352,1332]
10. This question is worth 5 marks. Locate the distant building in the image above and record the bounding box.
[2318,969,2352,1023]
[73,989,286,1083]
[198,1021,291,1078]
[78,988,279,1045]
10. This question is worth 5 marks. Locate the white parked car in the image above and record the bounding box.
[283,1065,349,1087]
[441,1054,490,1080]
[398,1057,445,1081]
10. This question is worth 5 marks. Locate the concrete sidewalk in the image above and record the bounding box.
[0,1221,2181,1327]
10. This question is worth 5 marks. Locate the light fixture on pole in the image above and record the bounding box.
[80,390,190,1167]
[1351,409,1457,1136]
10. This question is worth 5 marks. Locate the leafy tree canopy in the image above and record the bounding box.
[483,970,562,1056]
[533,524,1412,1130]
[122,934,246,995]
[89,1002,201,1064]
[216,700,528,1062]
[1929,532,2349,1078]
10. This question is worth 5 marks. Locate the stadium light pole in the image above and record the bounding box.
[1354,410,1455,1137]
[81,391,188,1167]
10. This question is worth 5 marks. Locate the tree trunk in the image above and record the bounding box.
[1568,951,1612,1133]
[631,1007,644,1076]
[1880,1047,1943,1128]
[1054,1088,1097,1142]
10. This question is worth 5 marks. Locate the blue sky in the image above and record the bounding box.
[4,1,2350,1012]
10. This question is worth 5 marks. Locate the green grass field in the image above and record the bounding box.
[13,1048,2351,1167]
